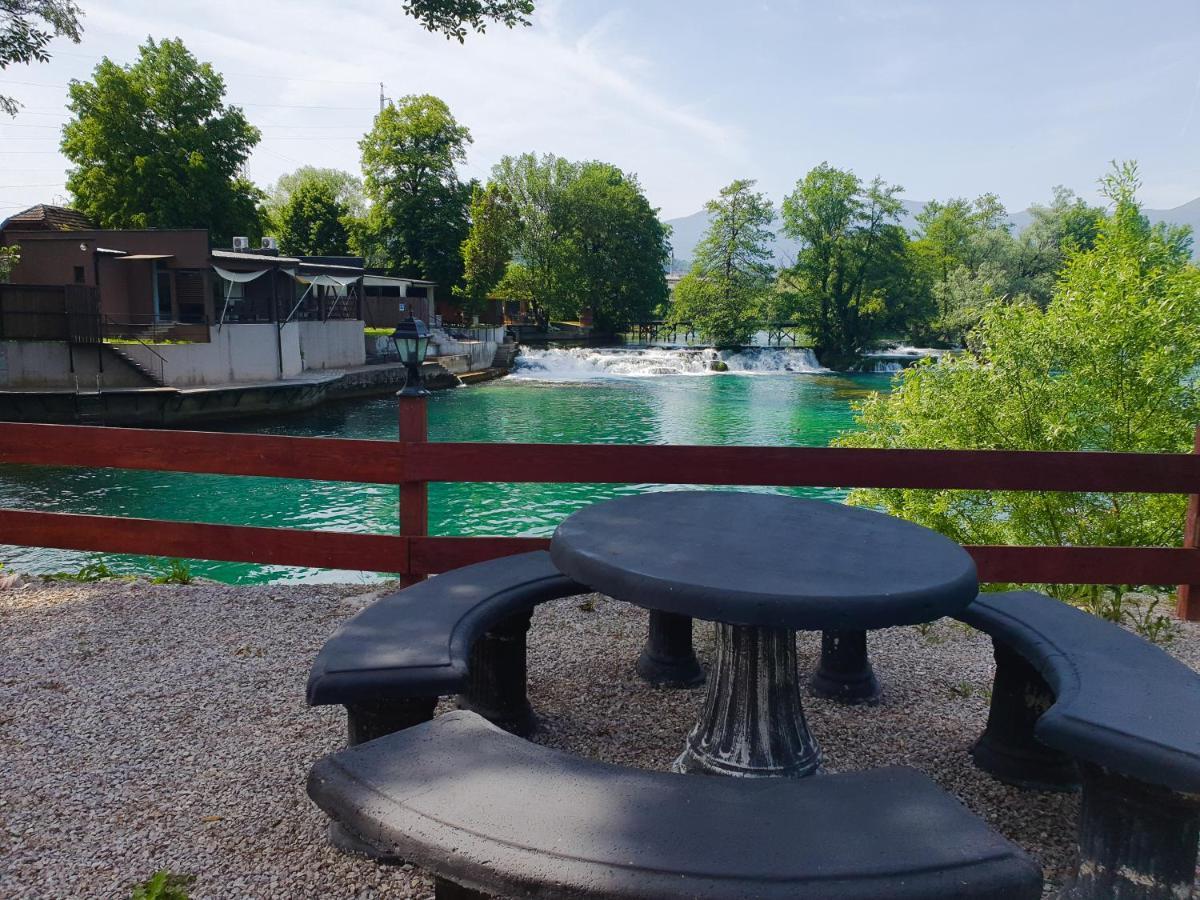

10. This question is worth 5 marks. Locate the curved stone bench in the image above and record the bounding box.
[308,710,1043,900]
[956,590,1200,899]
[307,551,584,744]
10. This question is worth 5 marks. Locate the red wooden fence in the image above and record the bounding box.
[0,412,1196,621]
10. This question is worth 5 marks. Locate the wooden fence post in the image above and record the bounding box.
[398,391,428,585]
[1178,424,1200,621]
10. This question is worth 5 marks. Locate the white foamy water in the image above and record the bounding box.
[510,346,827,381]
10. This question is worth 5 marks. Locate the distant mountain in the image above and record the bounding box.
[663,197,1200,268]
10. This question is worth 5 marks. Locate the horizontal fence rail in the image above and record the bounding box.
[0,423,1198,493]
[0,422,1197,611]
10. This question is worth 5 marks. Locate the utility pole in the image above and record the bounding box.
[379,82,388,113]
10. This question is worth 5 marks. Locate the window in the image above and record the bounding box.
[73,266,85,284]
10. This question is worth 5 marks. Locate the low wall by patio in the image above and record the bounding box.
[116,321,366,386]
[118,324,291,386]
[298,320,365,370]
[0,341,148,389]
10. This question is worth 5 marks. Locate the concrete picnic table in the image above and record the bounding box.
[550,491,979,777]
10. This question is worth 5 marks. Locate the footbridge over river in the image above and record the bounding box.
[620,321,808,346]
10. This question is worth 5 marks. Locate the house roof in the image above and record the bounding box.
[0,204,96,232]
[211,248,301,266]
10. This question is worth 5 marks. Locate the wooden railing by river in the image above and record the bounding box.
[0,405,1197,621]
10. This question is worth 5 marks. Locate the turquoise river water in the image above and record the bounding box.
[0,347,893,583]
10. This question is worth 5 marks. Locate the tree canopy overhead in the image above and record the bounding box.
[1,0,82,115]
[61,37,263,245]
[358,94,473,288]
[401,0,534,41]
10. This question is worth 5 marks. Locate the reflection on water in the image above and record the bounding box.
[0,372,894,583]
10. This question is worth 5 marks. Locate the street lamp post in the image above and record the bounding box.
[392,316,431,396]
[394,316,432,584]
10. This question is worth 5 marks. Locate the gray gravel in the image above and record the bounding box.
[0,578,1197,899]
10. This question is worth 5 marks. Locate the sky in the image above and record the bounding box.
[2,0,1199,222]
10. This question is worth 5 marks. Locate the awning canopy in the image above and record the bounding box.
[213,264,271,284]
[117,254,175,261]
[294,272,360,288]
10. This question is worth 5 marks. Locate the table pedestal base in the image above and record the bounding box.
[637,610,705,687]
[810,630,881,704]
[674,623,820,778]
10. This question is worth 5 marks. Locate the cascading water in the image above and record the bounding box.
[872,361,904,373]
[510,346,827,381]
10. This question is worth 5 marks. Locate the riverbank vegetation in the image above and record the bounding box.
[458,153,670,331]
[837,163,1200,636]
[671,164,1116,364]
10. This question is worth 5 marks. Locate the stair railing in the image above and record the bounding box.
[102,316,167,385]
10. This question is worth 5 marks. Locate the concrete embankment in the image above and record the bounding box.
[0,350,516,426]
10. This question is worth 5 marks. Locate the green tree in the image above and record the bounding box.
[488,152,580,323]
[457,182,516,314]
[61,38,263,245]
[1010,186,1105,306]
[670,271,758,348]
[467,155,669,329]
[1,0,82,115]
[272,175,352,257]
[265,167,364,226]
[553,162,670,330]
[911,194,1019,343]
[401,0,534,41]
[0,243,18,281]
[671,179,774,347]
[359,94,472,290]
[837,162,1200,627]
[781,163,925,367]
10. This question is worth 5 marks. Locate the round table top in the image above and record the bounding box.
[550,491,979,630]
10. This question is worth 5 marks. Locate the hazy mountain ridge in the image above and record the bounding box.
[663,197,1200,268]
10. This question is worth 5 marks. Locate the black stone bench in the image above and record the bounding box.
[308,709,1043,900]
[306,551,584,744]
[956,590,1200,900]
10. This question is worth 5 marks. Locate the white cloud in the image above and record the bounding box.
[0,0,742,218]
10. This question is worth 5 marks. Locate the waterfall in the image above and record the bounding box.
[510,347,827,381]
[872,361,903,373]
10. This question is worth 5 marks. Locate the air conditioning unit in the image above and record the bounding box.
[232,236,250,251]
[261,236,279,251]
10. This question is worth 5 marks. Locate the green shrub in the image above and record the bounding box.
[131,870,194,900]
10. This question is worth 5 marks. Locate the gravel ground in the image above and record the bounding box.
[1,578,1197,900]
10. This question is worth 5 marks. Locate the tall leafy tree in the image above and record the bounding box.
[781,163,924,367]
[1,0,82,115]
[359,94,472,289]
[553,162,670,330]
[1010,186,1105,306]
[272,175,353,257]
[457,182,516,314]
[466,154,669,328]
[61,38,263,245]
[671,179,774,347]
[911,193,1018,342]
[265,167,364,225]
[402,0,534,41]
[487,152,580,321]
[837,162,1200,635]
